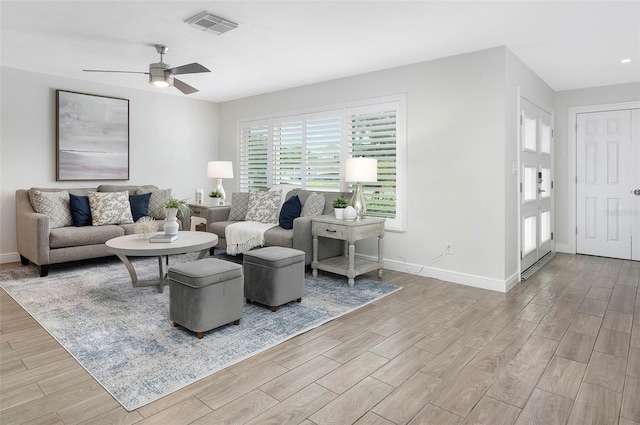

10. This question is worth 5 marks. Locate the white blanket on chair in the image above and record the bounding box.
[225,221,278,255]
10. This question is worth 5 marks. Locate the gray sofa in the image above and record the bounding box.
[15,185,189,277]
[207,189,351,265]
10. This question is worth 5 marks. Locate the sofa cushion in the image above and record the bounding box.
[129,192,152,221]
[300,192,325,217]
[98,184,158,195]
[50,224,124,248]
[209,221,237,240]
[245,190,281,224]
[278,195,302,230]
[69,194,92,227]
[264,226,294,248]
[136,188,171,219]
[88,191,133,226]
[30,190,73,229]
[228,192,250,221]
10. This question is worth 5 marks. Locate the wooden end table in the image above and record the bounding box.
[105,231,218,293]
[311,216,385,287]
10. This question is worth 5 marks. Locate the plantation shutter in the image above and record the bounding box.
[239,121,269,191]
[347,101,403,230]
[305,114,342,191]
[272,118,303,187]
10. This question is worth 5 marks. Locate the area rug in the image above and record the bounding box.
[0,254,399,411]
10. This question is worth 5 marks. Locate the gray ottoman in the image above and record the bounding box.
[168,258,244,339]
[243,247,305,312]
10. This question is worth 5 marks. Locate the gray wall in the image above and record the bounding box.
[554,82,640,251]
[219,47,553,290]
[0,67,220,261]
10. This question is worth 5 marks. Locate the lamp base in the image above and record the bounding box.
[350,182,366,219]
[215,179,226,203]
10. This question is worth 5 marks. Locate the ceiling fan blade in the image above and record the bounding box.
[167,63,210,75]
[173,78,198,95]
[83,69,148,74]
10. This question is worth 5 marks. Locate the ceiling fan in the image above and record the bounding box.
[83,45,210,94]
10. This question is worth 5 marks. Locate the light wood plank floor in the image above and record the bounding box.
[1,254,639,425]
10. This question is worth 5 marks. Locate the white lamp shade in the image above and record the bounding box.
[345,157,377,182]
[206,161,234,179]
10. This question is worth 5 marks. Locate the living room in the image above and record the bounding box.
[1,1,639,424]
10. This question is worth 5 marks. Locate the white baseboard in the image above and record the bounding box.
[1,252,21,264]
[555,244,573,254]
[359,254,515,293]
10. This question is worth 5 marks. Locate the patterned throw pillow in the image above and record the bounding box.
[31,190,73,229]
[88,191,133,226]
[245,190,282,224]
[228,192,250,221]
[301,192,325,217]
[136,189,171,219]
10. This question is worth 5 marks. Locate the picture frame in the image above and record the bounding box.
[56,90,130,181]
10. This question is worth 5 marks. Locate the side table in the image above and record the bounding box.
[311,216,385,287]
[189,202,228,231]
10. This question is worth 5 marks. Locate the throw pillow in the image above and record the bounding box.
[278,195,302,230]
[301,192,325,217]
[245,190,282,224]
[31,190,73,229]
[136,188,171,219]
[129,192,152,221]
[228,192,250,221]
[69,194,92,227]
[88,191,133,226]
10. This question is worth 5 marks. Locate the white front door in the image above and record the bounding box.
[576,109,639,260]
[521,98,554,272]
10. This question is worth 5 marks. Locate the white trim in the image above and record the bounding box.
[555,244,571,253]
[567,101,640,254]
[1,252,21,264]
[361,254,514,293]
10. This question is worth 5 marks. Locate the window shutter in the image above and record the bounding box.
[305,115,342,191]
[272,119,303,187]
[239,121,269,191]
[347,102,402,229]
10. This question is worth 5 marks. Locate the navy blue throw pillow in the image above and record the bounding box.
[129,192,152,221]
[69,194,92,227]
[278,195,302,230]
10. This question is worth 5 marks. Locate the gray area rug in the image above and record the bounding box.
[0,254,399,411]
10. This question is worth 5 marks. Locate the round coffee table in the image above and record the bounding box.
[105,231,218,293]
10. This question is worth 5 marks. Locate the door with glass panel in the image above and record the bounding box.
[521,98,554,272]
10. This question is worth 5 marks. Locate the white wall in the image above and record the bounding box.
[219,47,524,290]
[0,67,219,262]
[554,82,640,251]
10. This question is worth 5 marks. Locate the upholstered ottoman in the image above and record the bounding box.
[243,247,305,312]
[168,258,244,339]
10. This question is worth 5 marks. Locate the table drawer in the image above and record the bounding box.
[314,223,348,240]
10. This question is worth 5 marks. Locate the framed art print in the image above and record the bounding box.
[56,90,129,181]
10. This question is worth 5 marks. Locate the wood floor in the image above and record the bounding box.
[1,253,639,425]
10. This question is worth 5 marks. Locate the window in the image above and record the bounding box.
[239,95,405,230]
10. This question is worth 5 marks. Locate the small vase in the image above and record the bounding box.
[334,208,345,219]
[163,208,179,236]
[343,206,357,221]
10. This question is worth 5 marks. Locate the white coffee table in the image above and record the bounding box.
[105,231,218,293]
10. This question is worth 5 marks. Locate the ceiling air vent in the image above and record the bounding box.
[186,11,238,35]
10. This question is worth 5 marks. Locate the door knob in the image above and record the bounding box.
[633,189,640,196]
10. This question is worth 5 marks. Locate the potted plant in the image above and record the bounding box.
[332,197,349,219]
[162,197,189,235]
[208,190,224,205]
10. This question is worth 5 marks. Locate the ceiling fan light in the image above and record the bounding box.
[150,77,170,88]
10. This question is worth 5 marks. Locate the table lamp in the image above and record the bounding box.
[206,161,234,203]
[345,157,378,219]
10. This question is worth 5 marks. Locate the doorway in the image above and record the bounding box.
[576,108,640,260]
[520,97,554,273]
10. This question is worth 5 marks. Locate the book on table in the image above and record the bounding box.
[149,234,178,243]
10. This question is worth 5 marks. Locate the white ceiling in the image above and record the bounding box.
[2,1,638,102]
